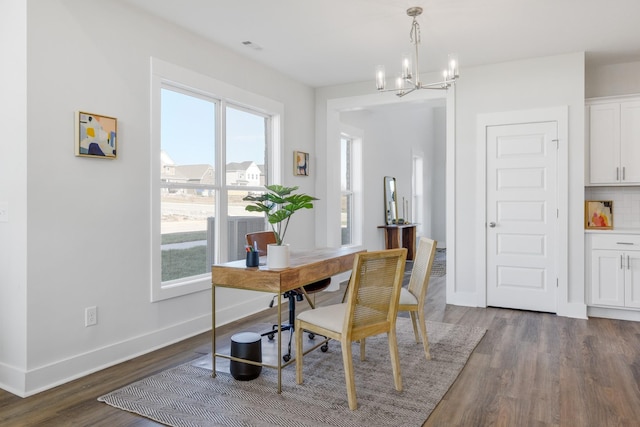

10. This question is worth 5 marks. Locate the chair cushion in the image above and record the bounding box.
[399,287,418,305]
[297,303,347,333]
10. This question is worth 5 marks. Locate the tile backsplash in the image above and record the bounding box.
[585,187,640,229]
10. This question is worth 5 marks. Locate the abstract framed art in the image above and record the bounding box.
[585,200,613,230]
[75,111,118,159]
[294,150,309,176]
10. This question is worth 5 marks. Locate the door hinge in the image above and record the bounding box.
[556,278,559,287]
[552,139,559,149]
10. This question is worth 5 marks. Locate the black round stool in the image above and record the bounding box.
[230,332,262,381]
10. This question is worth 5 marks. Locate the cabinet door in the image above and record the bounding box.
[620,101,640,183]
[589,103,620,184]
[591,249,625,307]
[625,252,640,308]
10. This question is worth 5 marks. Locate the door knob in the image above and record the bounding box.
[488,222,496,228]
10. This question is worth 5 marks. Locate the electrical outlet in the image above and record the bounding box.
[85,306,97,327]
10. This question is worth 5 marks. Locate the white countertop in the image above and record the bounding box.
[585,228,640,234]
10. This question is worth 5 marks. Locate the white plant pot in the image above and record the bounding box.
[267,243,290,269]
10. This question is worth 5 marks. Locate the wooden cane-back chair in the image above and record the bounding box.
[295,248,407,410]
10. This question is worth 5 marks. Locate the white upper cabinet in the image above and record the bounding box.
[587,97,640,185]
[620,101,640,183]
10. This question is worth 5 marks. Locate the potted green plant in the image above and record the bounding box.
[243,184,318,268]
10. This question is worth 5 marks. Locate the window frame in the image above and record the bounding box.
[150,58,283,302]
[339,126,363,247]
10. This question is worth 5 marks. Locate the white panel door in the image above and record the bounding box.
[486,122,558,312]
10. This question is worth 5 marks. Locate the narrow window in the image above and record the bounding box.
[341,136,353,245]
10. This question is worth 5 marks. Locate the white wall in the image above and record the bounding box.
[339,102,446,249]
[316,52,586,317]
[454,53,586,314]
[0,0,28,395]
[3,0,620,397]
[1,0,317,397]
[586,60,640,98]
[314,81,448,251]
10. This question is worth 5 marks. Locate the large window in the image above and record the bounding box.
[160,88,216,283]
[151,59,282,301]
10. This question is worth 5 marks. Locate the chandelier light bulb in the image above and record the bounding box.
[401,53,412,79]
[395,73,404,90]
[376,65,386,90]
[448,54,459,78]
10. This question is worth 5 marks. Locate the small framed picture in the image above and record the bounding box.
[585,200,613,229]
[294,151,309,176]
[75,111,117,159]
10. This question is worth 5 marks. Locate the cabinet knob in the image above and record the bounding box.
[488,222,496,228]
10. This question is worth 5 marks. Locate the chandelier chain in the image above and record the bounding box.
[410,18,420,44]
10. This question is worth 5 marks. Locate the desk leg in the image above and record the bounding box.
[277,294,282,393]
[212,285,216,378]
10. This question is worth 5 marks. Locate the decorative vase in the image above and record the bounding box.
[267,243,290,269]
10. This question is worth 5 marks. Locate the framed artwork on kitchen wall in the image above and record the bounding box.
[585,200,613,230]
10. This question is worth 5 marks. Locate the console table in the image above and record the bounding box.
[377,224,416,260]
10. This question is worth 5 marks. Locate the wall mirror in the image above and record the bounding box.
[384,176,398,225]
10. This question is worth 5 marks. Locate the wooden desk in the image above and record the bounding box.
[211,246,364,392]
[378,224,417,260]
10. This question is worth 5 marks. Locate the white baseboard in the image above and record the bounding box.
[588,305,640,321]
[1,274,353,398]
[2,292,272,398]
[0,362,27,397]
[558,302,588,319]
[446,290,478,307]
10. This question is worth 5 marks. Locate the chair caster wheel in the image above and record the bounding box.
[283,354,291,362]
[321,344,329,352]
[267,333,275,340]
[308,332,315,339]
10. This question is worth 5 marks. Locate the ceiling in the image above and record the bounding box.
[119,0,640,88]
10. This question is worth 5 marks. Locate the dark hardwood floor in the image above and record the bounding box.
[2,272,640,426]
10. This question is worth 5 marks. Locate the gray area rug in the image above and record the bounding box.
[404,249,446,279]
[430,248,446,277]
[99,318,484,427]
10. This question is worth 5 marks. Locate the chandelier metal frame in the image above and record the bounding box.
[376,6,459,97]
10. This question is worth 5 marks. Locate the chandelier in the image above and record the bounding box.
[375,6,459,97]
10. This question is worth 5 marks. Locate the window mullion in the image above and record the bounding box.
[216,100,228,263]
